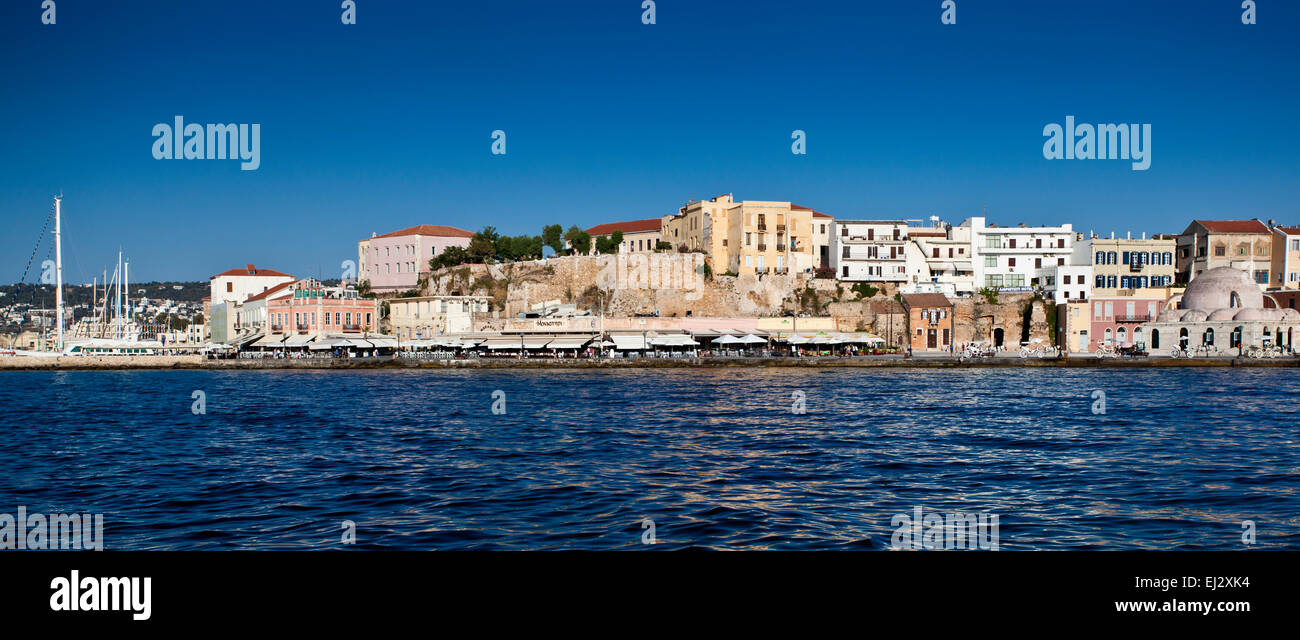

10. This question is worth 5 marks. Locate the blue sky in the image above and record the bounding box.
[1,0,1296,282]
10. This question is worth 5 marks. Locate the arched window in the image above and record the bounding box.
[1179,328,1189,348]
[1104,328,1113,344]
[1204,328,1214,345]
[1231,326,1243,348]
[1117,327,1128,343]
[1230,292,1241,308]
[1151,328,1160,349]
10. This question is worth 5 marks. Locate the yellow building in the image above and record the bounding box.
[660,194,735,263]
[724,201,816,275]
[1271,225,1300,290]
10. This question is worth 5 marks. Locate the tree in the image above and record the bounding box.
[542,224,564,255]
[467,226,500,263]
[595,230,624,254]
[563,225,591,255]
[654,240,673,252]
[430,245,470,270]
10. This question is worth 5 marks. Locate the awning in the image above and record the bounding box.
[367,337,398,348]
[738,334,768,344]
[232,332,264,347]
[484,338,525,350]
[252,334,286,348]
[954,262,973,271]
[547,336,594,349]
[611,335,648,350]
[283,334,314,347]
[649,334,698,347]
[309,338,343,350]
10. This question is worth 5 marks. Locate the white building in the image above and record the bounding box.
[209,264,295,308]
[1054,264,1092,301]
[908,219,975,296]
[831,220,920,283]
[966,217,1073,294]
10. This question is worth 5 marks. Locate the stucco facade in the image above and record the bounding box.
[361,225,473,293]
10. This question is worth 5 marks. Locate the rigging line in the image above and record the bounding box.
[17,206,53,285]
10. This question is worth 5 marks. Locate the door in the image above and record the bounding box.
[927,329,937,349]
[993,328,1004,347]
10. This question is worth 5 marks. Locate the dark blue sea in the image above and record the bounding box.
[2,368,1297,550]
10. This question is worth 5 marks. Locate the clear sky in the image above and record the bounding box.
[1,0,1296,283]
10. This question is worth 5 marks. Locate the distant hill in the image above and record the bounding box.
[0,281,209,307]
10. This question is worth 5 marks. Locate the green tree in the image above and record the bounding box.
[468,226,500,263]
[542,224,564,255]
[563,225,591,255]
[595,230,624,254]
[430,245,470,270]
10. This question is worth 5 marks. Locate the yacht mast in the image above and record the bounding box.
[54,196,64,352]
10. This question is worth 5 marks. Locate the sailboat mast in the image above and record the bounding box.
[54,196,64,352]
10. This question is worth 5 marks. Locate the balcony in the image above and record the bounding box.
[270,324,283,331]
[776,224,786,233]
[1114,315,1150,323]
[776,244,787,252]
[344,324,361,331]
[757,244,767,251]
[757,224,767,232]
[1128,262,1144,272]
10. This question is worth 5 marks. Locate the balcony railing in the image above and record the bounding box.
[776,244,787,252]
[757,224,767,232]
[1129,262,1144,272]
[757,244,767,251]
[776,224,786,232]
[1114,315,1150,323]
[344,324,360,331]
[270,324,283,331]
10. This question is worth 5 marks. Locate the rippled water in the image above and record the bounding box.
[2,368,1297,550]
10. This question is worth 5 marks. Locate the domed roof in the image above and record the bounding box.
[1282,308,1300,322]
[1157,309,1185,322]
[1234,308,1284,322]
[1208,309,1238,321]
[1181,268,1263,311]
[1180,309,1210,322]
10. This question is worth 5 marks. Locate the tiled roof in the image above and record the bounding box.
[244,281,295,303]
[1274,226,1300,235]
[792,204,832,218]
[210,264,294,279]
[902,293,953,308]
[586,218,662,236]
[1195,220,1270,234]
[374,224,474,239]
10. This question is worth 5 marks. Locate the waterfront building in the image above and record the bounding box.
[387,295,493,340]
[1077,233,1176,296]
[360,224,474,294]
[1175,220,1272,288]
[1056,299,1091,352]
[901,293,954,352]
[831,220,924,284]
[1054,264,1092,301]
[235,281,294,334]
[660,195,825,275]
[207,264,295,345]
[1143,267,1300,355]
[265,278,380,338]
[908,219,974,295]
[723,200,817,275]
[585,219,662,254]
[1269,225,1300,290]
[966,217,1073,295]
[1087,294,1169,350]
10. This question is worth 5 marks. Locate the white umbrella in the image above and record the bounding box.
[739,334,767,344]
[714,335,743,345]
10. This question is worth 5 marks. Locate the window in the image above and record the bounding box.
[226,282,233,293]
[985,256,997,267]
[1095,251,1104,264]
[1058,258,1065,266]
[842,266,849,277]
[1255,271,1269,284]
[843,246,850,258]
[933,248,940,258]
[1008,258,1016,267]
[1063,275,1071,285]
[1034,258,1041,269]
[1057,239,1065,248]
[986,236,1001,248]
[746,233,752,246]
[1215,245,1226,257]
[1036,239,1042,248]
[1104,302,1113,318]
[1095,275,1105,288]
[1107,251,1117,264]
[841,226,847,236]
[1008,239,1017,249]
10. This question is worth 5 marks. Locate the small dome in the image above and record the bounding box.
[1180,309,1210,322]
[1180,267,1264,311]
[1157,309,1184,322]
[1281,308,1300,322]
[1208,309,1238,321]
[1234,308,1283,322]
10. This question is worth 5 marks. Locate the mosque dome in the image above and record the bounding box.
[1180,267,1264,311]
[1157,309,1185,322]
[1234,308,1284,322]
[1180,309,1210,322]
[1281,309,1300,322]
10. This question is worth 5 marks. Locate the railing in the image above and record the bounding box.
[757,244,767,251]
[270,325,282,331]
[776,225,786,232]
[776,244,786,252]
[1114,315,1150,323]
[1129,262,1144,272]
[757,224,767,231]
[344,324,360,331]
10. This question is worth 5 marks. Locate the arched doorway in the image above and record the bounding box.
[1104,328,1113,344]
[1117,327,1128,344]
[993,328,1004,347]
[1179,328,1189,348]
[1151,328,1160,349]
[1134,327,1143,345]
[1231,326,1243,349]
[1204,328,1214,345]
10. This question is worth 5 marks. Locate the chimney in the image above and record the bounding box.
[1142,232,1146,240]
[1127,231,1131,240]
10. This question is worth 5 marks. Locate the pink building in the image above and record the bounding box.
[360,225,473,293]
[267,279,380,336]
[1088,296,1168,349]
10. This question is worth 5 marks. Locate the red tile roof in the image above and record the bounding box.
[1274,226,1300,235]
[586,218,662,236]
[209,264,294,280]
[374,224,474,239]
[902,293,953,308]
[244,281,295,303]
[791,204,832,218]
[1195,220,1270,234]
